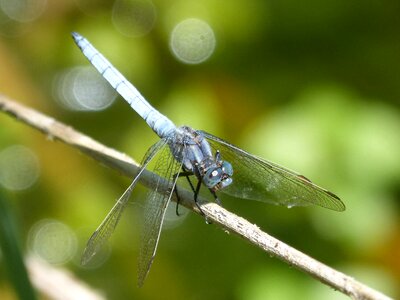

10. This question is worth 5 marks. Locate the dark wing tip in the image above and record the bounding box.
[298,174,312,183]
[299,175,346,212]
[326,190,340,200]
[325,190,346,212]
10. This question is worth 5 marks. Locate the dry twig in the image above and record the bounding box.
[27,255,105,300]
[0,94,393,300]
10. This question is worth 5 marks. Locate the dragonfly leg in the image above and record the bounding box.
[182,173,196,193]
[193,179,206,217]
[173,185,182,216]
[209,189,222,206]
[173,171,196,216]
[173,171,207,218]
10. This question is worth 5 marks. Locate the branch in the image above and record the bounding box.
[0,94,393,300]
[26,255,105,300]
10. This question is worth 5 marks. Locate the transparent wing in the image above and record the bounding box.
[137,140,184,287]
[201,131,345,211]
[81,139,168,265]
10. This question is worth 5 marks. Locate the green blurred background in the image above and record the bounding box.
[0,0,399,299]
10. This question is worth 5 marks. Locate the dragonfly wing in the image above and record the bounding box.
[137,140,184,287]
[81,139,168,265]
[200,131,345,211]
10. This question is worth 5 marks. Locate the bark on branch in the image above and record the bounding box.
[0,94,393,300]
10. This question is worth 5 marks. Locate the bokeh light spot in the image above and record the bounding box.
[53,66,117,111]
[112,0,156,37]
[28,219,78,265]
[0,145,40,191]
[0,0,46,23]
[170,18,216,64]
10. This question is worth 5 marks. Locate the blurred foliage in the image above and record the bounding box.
[0,0,400,299]
[0,190,37,300]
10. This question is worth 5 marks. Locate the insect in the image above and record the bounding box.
[72,32,345,286]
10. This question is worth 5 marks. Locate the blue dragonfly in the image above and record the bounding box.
[72,32,345,286]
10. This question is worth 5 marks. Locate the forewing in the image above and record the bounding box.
[81,139,168,265]
[201,131,345,211]
[137,140,184,286]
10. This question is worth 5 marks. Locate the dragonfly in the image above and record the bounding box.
[72,32,345,287]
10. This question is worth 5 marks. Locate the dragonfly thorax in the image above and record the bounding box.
[173,126,233,191]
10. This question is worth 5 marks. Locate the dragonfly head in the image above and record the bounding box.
[203,161,233,191]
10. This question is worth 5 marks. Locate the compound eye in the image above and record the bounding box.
[221,161,233,176]
[220,177,233,189]
[203,168,223,188]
